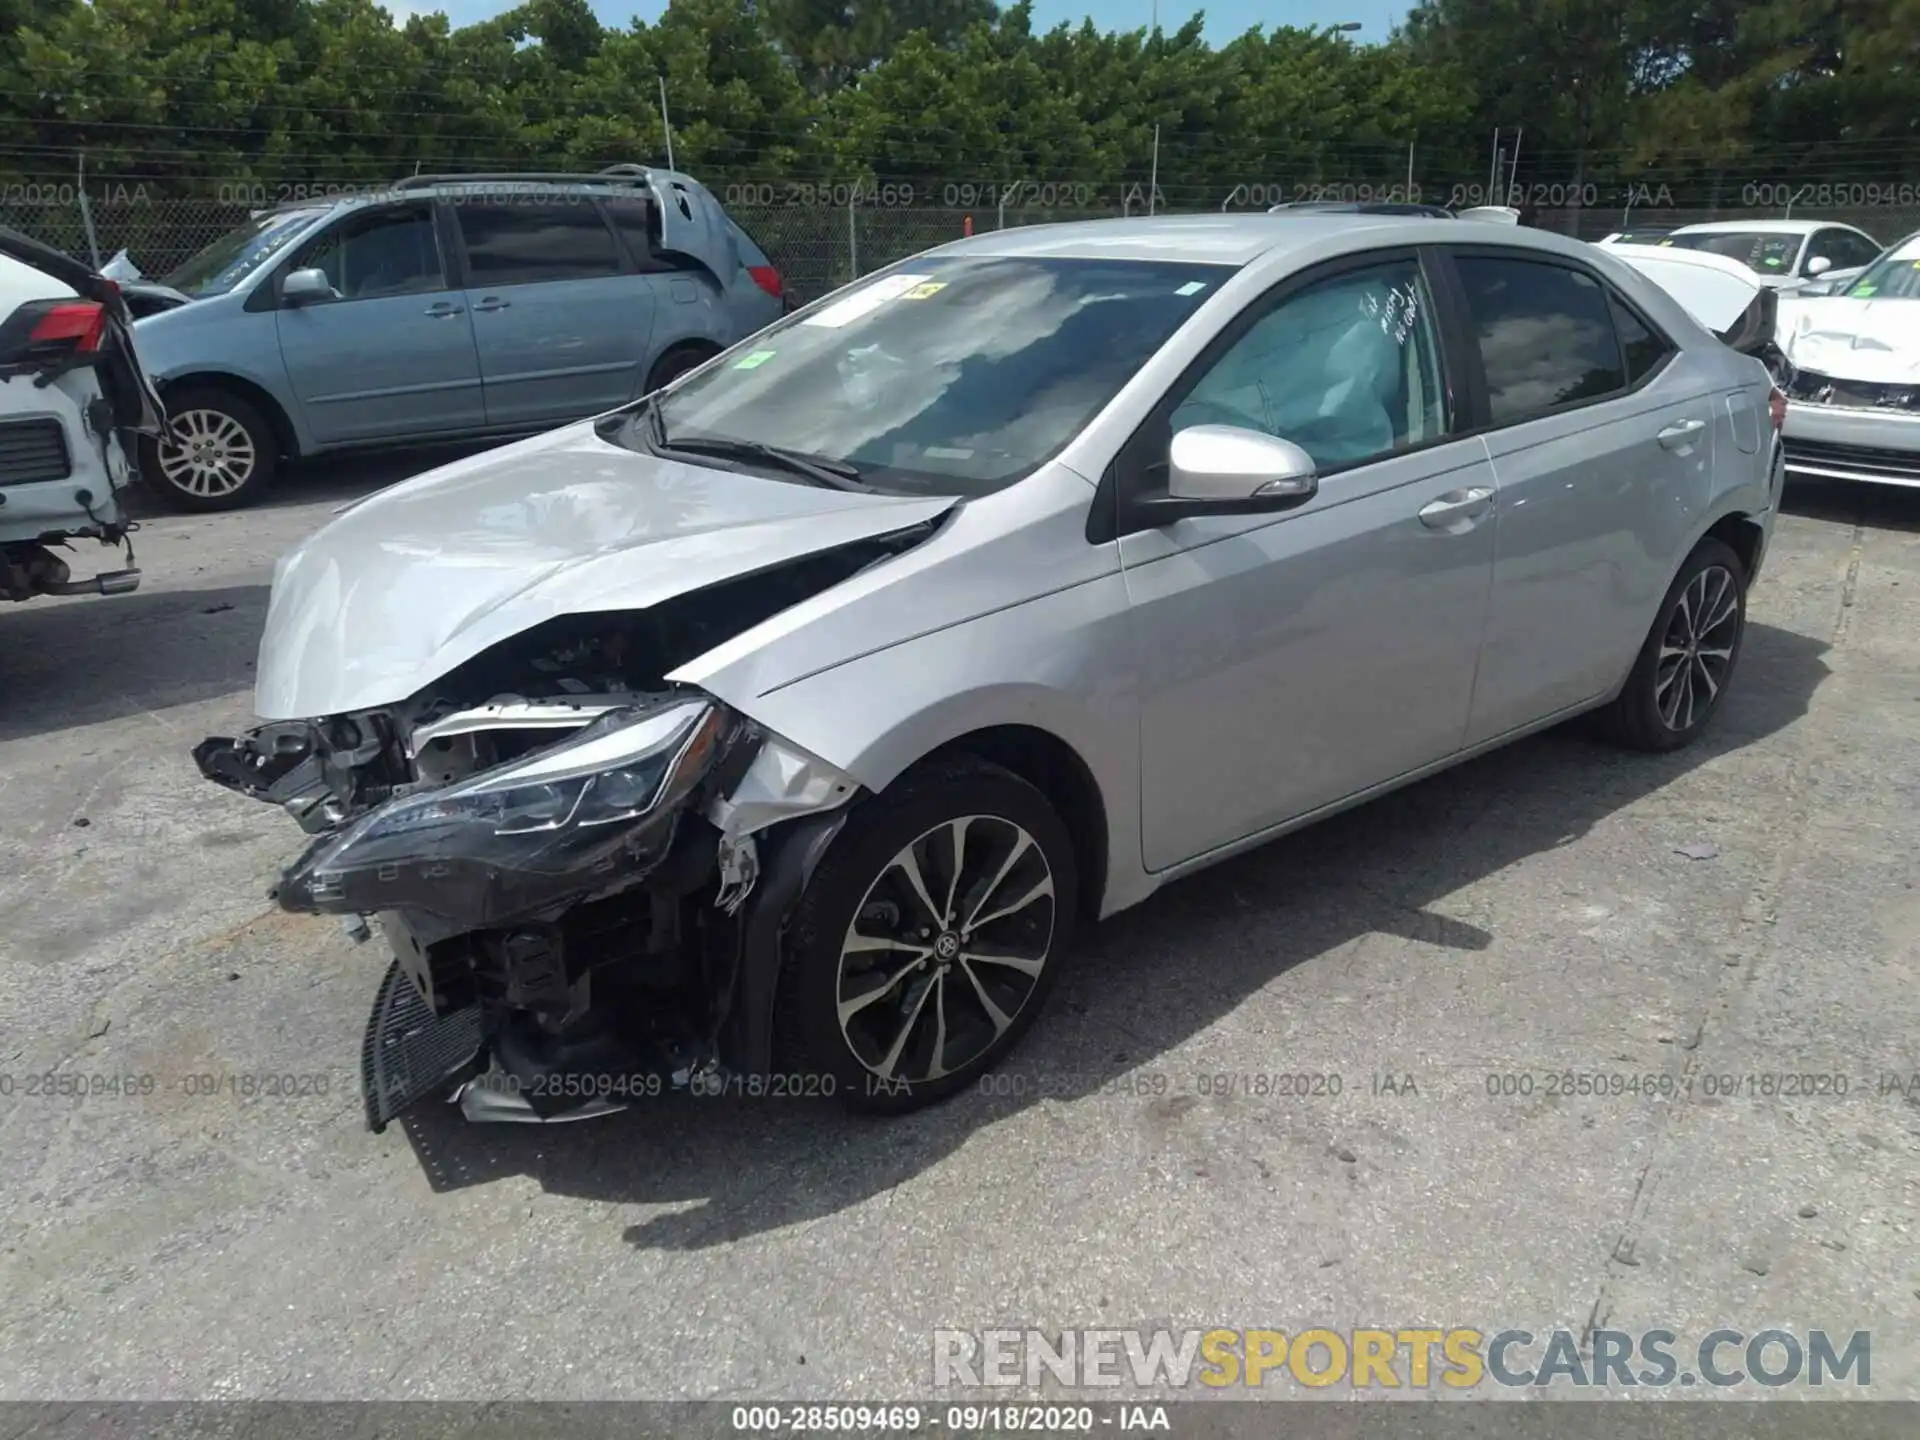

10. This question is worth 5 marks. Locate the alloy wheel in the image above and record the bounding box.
[1655,563,1739,731]
[835,815,1057,1084]
[157,408,257,499]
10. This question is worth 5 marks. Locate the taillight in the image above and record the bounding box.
[1768,387,1786,432]
[748,265,784,299]
[29,300,107,352]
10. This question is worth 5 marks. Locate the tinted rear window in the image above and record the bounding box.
[456,203,623,284]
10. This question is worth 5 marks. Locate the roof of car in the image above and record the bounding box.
[261,166,696,216]
[1669,220,1834,236]
[927,212,1579,266]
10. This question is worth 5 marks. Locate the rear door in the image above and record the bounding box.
[1436,248,1720,745]
[452,197,656,427]
[274,201,485,444]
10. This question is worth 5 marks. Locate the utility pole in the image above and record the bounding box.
[659,75,675,170]
[1148,125,1160,215]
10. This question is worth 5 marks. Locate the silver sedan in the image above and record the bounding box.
[196,213,1786,1130]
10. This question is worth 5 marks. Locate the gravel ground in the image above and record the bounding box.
[1,456,1916,1403]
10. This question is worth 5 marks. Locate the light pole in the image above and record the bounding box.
[1324,21,1362,33]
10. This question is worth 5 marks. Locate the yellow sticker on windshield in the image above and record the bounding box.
[902,282,947,299]
[733,349,777,369]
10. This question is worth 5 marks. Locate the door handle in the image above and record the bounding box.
[1418,485,1493,530]
[471,298,511,313]
[1658,418,1706,450]
[424,303,465,318]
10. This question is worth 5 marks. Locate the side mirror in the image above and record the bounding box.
[1166,424,1318,506]
[1804,255,1833,277]
[281,268,332,305]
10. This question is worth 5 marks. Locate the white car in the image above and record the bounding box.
[1656,219,1883,294]
[1774,230,1920,487]
[0,226,164,601]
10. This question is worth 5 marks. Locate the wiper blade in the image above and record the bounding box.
[662,436,874,491]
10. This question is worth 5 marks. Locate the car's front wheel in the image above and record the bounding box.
[1604,536,1748,751]
[774,757,1078,1114]
[141,386,278,512]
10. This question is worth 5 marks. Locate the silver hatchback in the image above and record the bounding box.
[198,214,1783,1131]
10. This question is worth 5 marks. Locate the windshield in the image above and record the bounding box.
[1663,230,1804,276]
[162,208,325,296]
[639,255,1232,496]
[1840,234,1920,299]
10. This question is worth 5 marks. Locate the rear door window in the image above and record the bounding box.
[1452,255,1629,425]
[455,202,624,285]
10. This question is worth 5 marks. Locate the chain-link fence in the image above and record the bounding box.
[5,190,1919,303]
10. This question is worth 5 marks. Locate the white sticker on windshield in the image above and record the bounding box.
[1175,281,1207,296]
[803,273,934,328]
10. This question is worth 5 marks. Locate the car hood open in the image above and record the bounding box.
[1779,297,1920,382]
[253,420,958,720]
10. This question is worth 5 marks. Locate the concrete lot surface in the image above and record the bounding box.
[1,455,1917,1401]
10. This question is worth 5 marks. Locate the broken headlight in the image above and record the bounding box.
[273,694,733,925]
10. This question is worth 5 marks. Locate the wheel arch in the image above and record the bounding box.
[157,372,300,459]
[643,337,723,394]
[1701,509,1765,580]
[916,724,1110,925]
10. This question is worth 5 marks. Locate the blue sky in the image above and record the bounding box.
[413,0,1414,45]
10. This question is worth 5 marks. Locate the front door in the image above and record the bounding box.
[1124,254,1499,872]
[452,199,657,428]
[274,202,485,444]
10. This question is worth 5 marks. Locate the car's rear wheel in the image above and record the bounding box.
[774,757,1077,1114]
[644,343,717,396]
[1603,537,1748,751]
[141,386,278,512]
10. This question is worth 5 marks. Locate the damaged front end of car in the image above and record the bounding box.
[194,625,869,1134]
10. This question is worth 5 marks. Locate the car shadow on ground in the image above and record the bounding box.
[393,617,1832,1250]
[0,582,269,743]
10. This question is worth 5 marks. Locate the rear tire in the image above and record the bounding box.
[141,386,278,513]
[773,757,1078,1115]
[1602,537,1747,752]
[643,343,717,396]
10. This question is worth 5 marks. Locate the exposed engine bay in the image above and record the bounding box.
[193,527,932,1131]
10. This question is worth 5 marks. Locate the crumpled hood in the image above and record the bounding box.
[1780,298,1920,382]
[254,420,957,720]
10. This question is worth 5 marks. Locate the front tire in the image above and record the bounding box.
[773,757,1078,1114]
[1603,537,1748,751]
[141,387,278,512]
